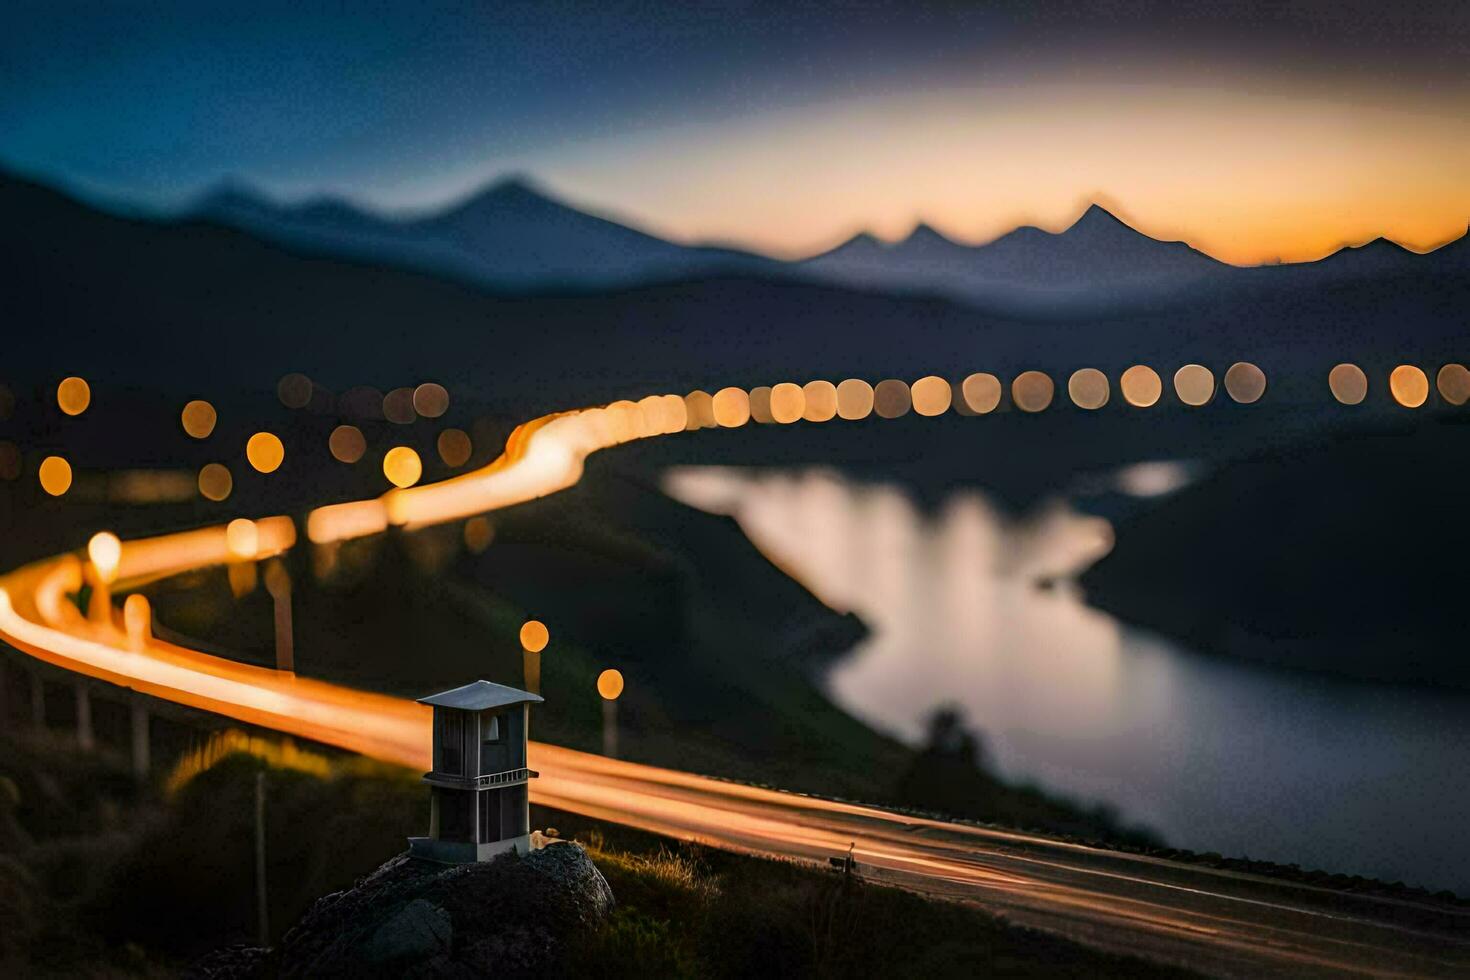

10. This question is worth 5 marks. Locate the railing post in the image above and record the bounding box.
[264,560,294,673]
[602,697,618,760]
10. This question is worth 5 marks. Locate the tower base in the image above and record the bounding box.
[408,834,532,864]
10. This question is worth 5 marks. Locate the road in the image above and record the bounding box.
[3,395,1468,977]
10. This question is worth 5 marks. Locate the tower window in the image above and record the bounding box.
[437,712,464,774]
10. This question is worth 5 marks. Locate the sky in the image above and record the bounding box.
[2,1,1468,264]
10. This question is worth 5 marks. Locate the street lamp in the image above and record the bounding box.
[597,668,624,759]
[226,518,259,598]
[520,619,549,695]
[86,531,121,625]
[122,594,152,780]
[263,558,294,673]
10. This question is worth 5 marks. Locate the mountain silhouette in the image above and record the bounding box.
[9,168,1467,410]
[800,203,1228,307]
[197,175,1470,312]
[198,175,779,290]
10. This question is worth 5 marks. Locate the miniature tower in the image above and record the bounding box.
[409,680,543,863]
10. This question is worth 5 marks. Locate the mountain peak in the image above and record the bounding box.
[1064,202,1133,236]
[433,173,571,224]
[904,221,954,245]
[482,173,549,200]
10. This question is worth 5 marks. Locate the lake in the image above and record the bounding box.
[666,465,1470,894]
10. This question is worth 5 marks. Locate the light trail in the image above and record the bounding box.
[3,378,1469,976]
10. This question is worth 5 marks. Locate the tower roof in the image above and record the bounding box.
[417,679,543,711]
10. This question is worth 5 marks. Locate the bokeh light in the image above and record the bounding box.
[873,379,911,419]
[683,391,715,430]
[770,382,805,424]
[797,380,835,422]
[637,395,669,437]
[1389,364,1429,408]
[835,379,874,420]
[1011,371,1054,413]
[0,441,19,481]
[748,386,774,424]
[39,455,72,496]
[911,376,952,416]
[383,446,423,488]
[383,387,417,424]
[57,376,91,416]
[1173,364,1216,406]
[1067,368,1110,410]
[225,518,259,560]
[597,668,625,701]
[463,516,494,553]
[961,373,1002,414]
[87,531,122,584]
[197,463,233,501]
[277,373,313,409]
[329,425,367,463]
[660,394,688,433]
[1436,364,1470,406]
[713,387,751,427]
[1223,362,1267,404]
[181,400,217,439]
[520,620,550,653]
[1120,365,1163,407]
[246,432,285,473]
[437,428,473,467]
[412,383,450,418]
[1328,363,1368,405]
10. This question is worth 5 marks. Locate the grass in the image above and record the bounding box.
[552,812,1192,979]
[0,726,1190,978]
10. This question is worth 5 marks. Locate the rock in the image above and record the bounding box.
[193,841,613,978]
[184,944,269,979]
[362,898,453,965]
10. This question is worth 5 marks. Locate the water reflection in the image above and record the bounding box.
[665,466,1470,893]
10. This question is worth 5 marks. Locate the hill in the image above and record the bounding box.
[197,175,779,290]
[1079,415,1470,689]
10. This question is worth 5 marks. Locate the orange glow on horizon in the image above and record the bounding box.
[546,81,1470,267]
